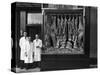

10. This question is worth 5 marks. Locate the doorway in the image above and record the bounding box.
[26,25,41,41]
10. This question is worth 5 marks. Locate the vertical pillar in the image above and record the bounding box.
[20,11,26,36]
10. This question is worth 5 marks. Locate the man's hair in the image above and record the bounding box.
[23,31,27,33]
[35,34,38,36]
[35,34,39,38]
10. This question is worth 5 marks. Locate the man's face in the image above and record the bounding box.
[35,35,39,39]
[28,37,31,41]
[23,32,27,37]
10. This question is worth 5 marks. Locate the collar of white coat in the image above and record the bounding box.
[36,39,39,41]
[35,39,41,42]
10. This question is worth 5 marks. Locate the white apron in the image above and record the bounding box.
[24,41,34,63]
[33,39,42,61]
[19,37,27,61]
[24,40,30,63]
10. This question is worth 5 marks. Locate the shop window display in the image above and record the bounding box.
[43,11,85,54]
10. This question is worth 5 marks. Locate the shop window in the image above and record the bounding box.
[43,9,85,54]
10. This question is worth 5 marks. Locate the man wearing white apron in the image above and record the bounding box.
[24,37,34,64]
[33,34,42,67]
[24,37,30,63]
[19,32,27,69]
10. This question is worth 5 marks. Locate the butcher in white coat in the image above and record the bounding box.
[24,37,34,63]
[33,34,42,67]
[19,32,28,62]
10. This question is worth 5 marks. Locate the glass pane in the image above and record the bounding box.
[43,13,85,54]
[27,13,42,24]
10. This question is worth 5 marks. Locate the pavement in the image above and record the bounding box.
[14,67,40,73]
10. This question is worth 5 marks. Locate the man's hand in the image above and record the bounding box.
[36,46,40,48]
[25,52,27,57]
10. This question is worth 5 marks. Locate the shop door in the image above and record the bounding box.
[26,25,41,41]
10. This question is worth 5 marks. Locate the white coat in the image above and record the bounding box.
[24,40,30,63]
[28,42,34,63]
[33,39,42,61]
[19,37,27,61]
[25,42,34,63]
